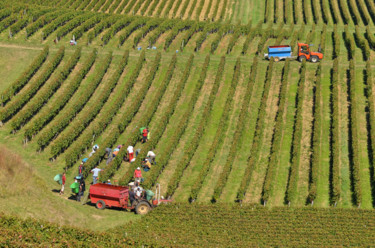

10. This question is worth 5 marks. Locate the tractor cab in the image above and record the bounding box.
[297,43,323,63]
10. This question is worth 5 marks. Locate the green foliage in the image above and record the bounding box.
[23,49,97,141]
[348,59,361,206]
[307,64,322,204]
[50,50,129,158]
[0,46,65,123]
[262,60,290,204]
[0,46,49,106]
[331,58,341,205]
[285,62,306,205]
[36,52,112,151]
[236,59,274,202]
[10,47,81,132]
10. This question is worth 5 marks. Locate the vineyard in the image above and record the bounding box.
[1,205,374,247]
[0,0,375,224]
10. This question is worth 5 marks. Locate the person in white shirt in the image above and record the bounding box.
[90,165,103,184]
[147,151,156,164]
[134,185,144,198]
[127,145,134,162]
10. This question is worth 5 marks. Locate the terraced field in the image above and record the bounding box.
[0,0,375,212]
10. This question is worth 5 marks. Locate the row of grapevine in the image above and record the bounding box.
[307,64,322,204]
[86,16,119,44]
[118,18,147,47]
[35,53,112,151]
[64,50,144,168]
[0,46,49,106]
[81,51,160,178]
[209,57,258,202]
[115,54,194,185]
[165,56,228,198]
[0,15,17,34]
[101,16,133,45]
[70,15,101,41]
[41,11,79,40]
[236,59,275,202]
[354,26,370,61]
[127,55,211,187]
[285,62,306,205]
[366,60,375,191]
[49,51,129,158]
[25,10,67,38]
[344,26,356,60]
[365,26,375,49]
[262,60,290,205]
[330,58,341,205]
[9,47,81,132]
[101,54,177,182]
[23,49,97,141]
[348,59,362,207]
[132,19,163,47]
[0,46,65,124]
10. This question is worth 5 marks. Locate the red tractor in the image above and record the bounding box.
[297,42,323,63]
[89,183,171,215]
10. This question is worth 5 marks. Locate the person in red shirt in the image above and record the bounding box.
[134,167,142,183]
[60,172,66,195]
[78,163,84,176]
[142,128,148,143]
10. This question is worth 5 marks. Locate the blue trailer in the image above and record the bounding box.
[264,45,295,62]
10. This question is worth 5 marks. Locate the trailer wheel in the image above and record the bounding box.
[310,56,319,63]
[274,57,280,62]
[135,201,151,215]
[298,56,307,62]
[96,200,106,210]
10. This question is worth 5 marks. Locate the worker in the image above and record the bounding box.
[77,177,85,202]
[107,179,111,185]
[78,162,84,176]
[142,159,152,172]
[147,150,156,164]
[90,165,104,184]
[105,148,113,164]
[134,167,142,183]
[142,128,148,143]
[127,145,134,162]
[113,148,120,157]
[135,148,141,157]
[134,183,144,199]
[89,144,99,157]
[59,172,66,195]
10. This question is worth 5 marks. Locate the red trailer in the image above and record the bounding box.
[89,183,171,215]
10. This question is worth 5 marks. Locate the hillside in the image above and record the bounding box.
[0,0,375,245]
[0,0,375,209]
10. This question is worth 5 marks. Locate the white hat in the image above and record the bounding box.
[137,167,140,170]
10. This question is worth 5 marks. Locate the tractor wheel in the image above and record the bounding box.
[135,201,151,215]
[274,57,280,62]
[96,200,106,210]
[310,56,319,63]
[298,56,307,62]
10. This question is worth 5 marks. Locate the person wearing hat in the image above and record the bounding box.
[107,179,111,185]
[142,159,152,172]
[147,150,156,164]
[134,167,142,183]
